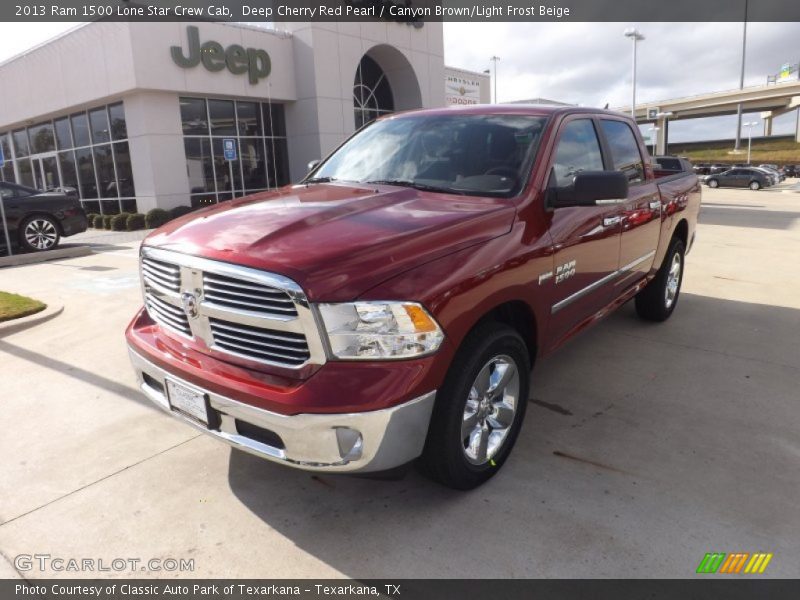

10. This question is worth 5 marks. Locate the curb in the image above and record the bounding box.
[0,302,64,337]
[0,245,93,268]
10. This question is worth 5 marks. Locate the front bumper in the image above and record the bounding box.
[128,347,436,473]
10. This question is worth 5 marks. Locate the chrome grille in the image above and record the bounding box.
[141,257,180,293]
[139,247,326,374]
[209,319,310,366]
[203,273,297,317]
[145,293,191,336]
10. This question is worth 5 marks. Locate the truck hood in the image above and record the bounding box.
[144,183,516,301]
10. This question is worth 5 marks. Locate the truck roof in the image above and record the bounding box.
[390,104,631,119]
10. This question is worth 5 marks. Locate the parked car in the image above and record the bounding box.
[705,168,772,190]
[0,182,87,253]
[783,165,799,178]
[757,165,785,182]
[126,105,701,490]
[752,167,780,185]
[693,163,711,175]
[708,164,730,174]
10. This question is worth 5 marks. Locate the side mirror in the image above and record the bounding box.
[307,159,320,172]
[550,171,629,208]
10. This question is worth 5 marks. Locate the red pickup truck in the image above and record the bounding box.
[126,105,700,489]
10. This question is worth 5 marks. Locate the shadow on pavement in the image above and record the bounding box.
[225,293,800,578]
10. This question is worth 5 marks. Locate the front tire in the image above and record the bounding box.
[20,215,60,252]
[419,323,530,490]
[707,179,719,188]
[635,237,685,322]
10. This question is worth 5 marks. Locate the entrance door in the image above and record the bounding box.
[31,153,61,191]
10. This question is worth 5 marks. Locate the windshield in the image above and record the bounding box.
[311,114,548,197]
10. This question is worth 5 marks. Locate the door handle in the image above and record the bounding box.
[603,216,622,227]
[649,200,661,211]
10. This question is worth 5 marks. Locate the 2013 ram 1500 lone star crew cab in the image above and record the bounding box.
[126,105,700,489]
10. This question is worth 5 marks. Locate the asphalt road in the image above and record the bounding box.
[1,184,798,579]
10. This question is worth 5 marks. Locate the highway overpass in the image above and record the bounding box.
[613,80,800,154]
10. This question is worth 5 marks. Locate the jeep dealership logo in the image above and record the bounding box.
[171,26,271,84]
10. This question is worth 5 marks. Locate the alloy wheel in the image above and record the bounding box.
[665,252,682,309]
[24,218,58,250]
[461,355,520,465]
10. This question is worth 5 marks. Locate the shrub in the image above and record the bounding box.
[169,205,194,220]
[86,213,99,227]
[102,215,114,230]
[126,213,146,231]
[145,208,171,229]
[110,213,130,231]
[92,214,104,229]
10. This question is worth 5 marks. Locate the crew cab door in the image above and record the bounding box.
[544,117,623,346]
[598,118,661,285]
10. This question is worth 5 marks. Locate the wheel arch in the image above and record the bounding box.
[673,218,689,247]
[466,299,538,365]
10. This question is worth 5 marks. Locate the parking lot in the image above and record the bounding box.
[1,183,799,579]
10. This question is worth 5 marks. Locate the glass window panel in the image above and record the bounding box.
[180,97,208,135]
[190,193,217,208]
[184,138,214,193]
[266,138,291,187]
[81,199,100,214]
[54,118,73,149]
[0,133,10,160]
[600,120,645,183]
[13,130,30,157]
[208,99,236,136]
[100,199,120,214]
[16,159,34,187]
[71,113,91,147]
[552,119,605,187]
[108,103,127,141]
[121,199,138,213]
[236,101,262,137]
[217,192,233,202]
[113,142,135,197]
[94,144,116,198]
[1,162,13,182]
[239,138,267,192]
[212,137,242,192]
[28,122,56,154]
[75,147,98,198]
[58,150,79,196]
[89,108,111,144]
[263,103,286,137]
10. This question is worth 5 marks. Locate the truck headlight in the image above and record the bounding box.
[318,302,444,360]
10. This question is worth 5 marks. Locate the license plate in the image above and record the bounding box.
[166,379,208,425]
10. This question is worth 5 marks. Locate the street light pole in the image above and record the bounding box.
[734,0,749,151]
[490,56,500,103]
[624,28,645,122]
[744,121,759,164]
[648,126,660,156]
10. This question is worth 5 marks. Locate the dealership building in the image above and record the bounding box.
[0,20,490,215]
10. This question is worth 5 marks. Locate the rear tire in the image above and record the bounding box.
[635,237,685,322]
[19,215,60,252]
[418,322,530,490]
[749,181,761,190]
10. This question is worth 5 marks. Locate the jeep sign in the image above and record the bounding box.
[171,26,271,84]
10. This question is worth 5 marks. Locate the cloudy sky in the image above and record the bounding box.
[1,21,799,142]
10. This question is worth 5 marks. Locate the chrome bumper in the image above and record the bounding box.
[128,347,436,473]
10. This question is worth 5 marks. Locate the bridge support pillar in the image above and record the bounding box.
[763,115,773,137]
[796,107,800,143]
[656,116,669,155]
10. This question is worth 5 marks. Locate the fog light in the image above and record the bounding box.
[335,427,363,461]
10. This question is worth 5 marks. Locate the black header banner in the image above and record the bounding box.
[5,579,800,600]
[4,0,800,23]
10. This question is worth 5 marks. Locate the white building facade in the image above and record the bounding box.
[0,20,448,214]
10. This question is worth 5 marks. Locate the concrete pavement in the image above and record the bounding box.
[0,186,798,578]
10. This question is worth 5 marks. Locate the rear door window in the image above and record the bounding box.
[600,120,645,184]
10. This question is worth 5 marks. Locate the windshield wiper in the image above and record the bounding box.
[304,176,336,184]
[366,179,466,195]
